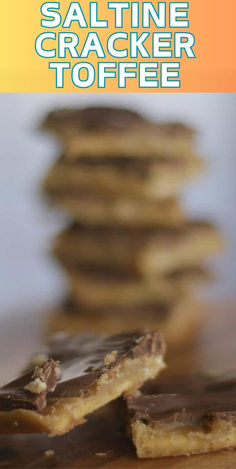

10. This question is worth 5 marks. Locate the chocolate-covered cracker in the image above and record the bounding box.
[44,193,185,227]
[47,295,199,349]
[43,106,144,132]
[42,106,194,159]
[54,221,222,276]
[66,264,210,311]
[126,373,236,458]
[0,331,165,435]
[43,106,192,135]
[43,155,202,200]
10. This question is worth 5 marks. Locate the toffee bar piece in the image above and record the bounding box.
[42,106,195,159]
[67,265,210,310]
[0,331,165,436]
[47,296,200,349]
[43,156,202,201]
[68,270,184,309]
[43,193,185,227]
[127,373,236,458]
[54,221,222,276]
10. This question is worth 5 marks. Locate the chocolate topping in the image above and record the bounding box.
[62,220,215,243]
[0,331,165,413]
[127,373,236,428]
[0,359,59,412]
[64,263,207,284]
[61,297,174,320]
[58,155,192,168]
[43,107,144,131]
[43,106,193,135]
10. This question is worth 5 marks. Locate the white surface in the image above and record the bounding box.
[0,93,236,320]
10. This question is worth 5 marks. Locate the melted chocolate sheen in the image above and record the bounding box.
[0,331,164,412]
[127,373,236,427]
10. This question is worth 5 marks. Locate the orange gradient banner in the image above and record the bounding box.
[0,0,235,92]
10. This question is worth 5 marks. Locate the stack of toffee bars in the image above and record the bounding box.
[0,108,233,459]
[42,106,221,347]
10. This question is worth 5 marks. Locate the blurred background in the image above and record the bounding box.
[0,93,235,381]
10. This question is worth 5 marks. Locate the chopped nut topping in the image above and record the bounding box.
[24,378,47,394]
[104,350,118,365]
[44,450,55,458]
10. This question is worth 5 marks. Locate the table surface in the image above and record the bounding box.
[1,303,236,469]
